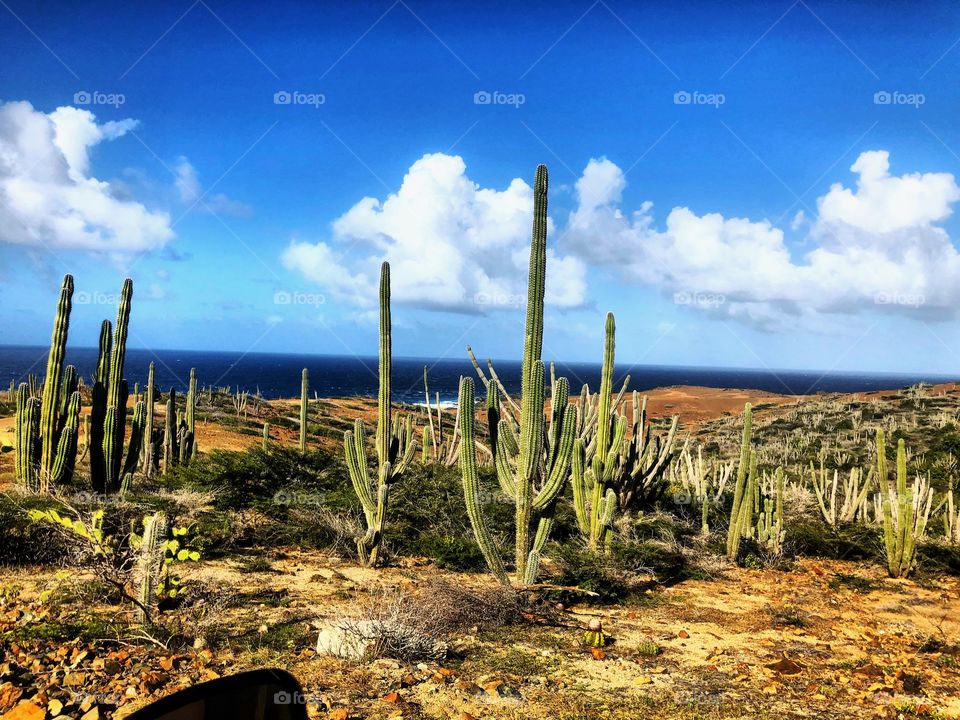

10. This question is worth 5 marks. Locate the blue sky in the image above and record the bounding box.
[3,0,960,373]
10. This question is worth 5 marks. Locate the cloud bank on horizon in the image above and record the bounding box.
[281,148,960,328]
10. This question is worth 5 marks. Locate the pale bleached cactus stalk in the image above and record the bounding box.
[300,368,309,452]
[726,403,754,560]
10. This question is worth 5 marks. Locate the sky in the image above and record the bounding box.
[3,0,960,374]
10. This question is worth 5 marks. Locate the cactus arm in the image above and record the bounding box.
[39,275,73,490]
[458,377,508,584]
[533,402,576,511]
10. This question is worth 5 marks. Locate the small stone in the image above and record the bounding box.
[3,701,45,720]
[81,707,100,720]
[0,682,23,712]
[678,630,690,639]
[48,698,64,716]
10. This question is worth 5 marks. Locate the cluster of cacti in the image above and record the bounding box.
[14,275,81,493]
[810,461,874,526]
[160,371,198,474]
[88,279,147,494]
[233,389,248,418]
[300,368,309,452]
[458,165,575,585]
[420,367,462,466]
[344,262,416,567]
[754,468,786,556]
[671,442,733,534]
[877,430,933,577]
[570,314,680,550]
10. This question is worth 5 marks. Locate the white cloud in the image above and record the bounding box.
[173,157,252,217]
[281,152,587,311]
[0,100,174,253]
[564,152,960,327]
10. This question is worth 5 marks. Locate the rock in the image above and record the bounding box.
[678,630,690,639]
[47,698,64,716]
[315,620,445,661]
[766,657,804,675]
[315,621,374,660]
[453,680,482,695]
[64,672,86,687]
[81,707,100,720]
[328,709,349,720]
[3,700,45,720]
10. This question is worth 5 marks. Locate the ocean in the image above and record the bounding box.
[0,346,954,404]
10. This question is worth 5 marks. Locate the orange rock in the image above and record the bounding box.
[0,683,23,713]
[677,630,690,639]
[382,692,400,703]
[591,647,606,660]
[328,709,349,720]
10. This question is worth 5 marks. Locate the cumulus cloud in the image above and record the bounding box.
[281,153,587,311]
[0,100,174,253]
[564,152,960,327]
[174,157,252,217]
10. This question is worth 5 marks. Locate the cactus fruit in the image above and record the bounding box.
[300,368,309,452]
[878,431,933,578]
[344,262,415,567]
[14,274,81,493]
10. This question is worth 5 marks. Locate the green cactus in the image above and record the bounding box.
[14,274,81,493]
[572,314,679,551]
[726,404,754,561]
[878,431,933,578]
[134,511,167,625]
[162,388,176,475]
[344,262,415,567]
[300,368,309,452]
[142,362,157,478]
[458,164,575,585]
[90,279,142,493]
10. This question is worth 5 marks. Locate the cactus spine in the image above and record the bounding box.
[14,274,81,493]
[344,262,415,567]
[878,431,933,578]
[300,368,309,452]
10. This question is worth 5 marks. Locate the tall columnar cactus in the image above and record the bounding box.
[177,368,198,465]
[162,388,176,475]
[344,262,415,567]
[262,422,270,450]
[878,430,933,578]
[300,368,309,452]
[726,403,754,560]
[14,274,81,493]
[90,279,142,493]
[142,362,157,478]
[458,165,575,585]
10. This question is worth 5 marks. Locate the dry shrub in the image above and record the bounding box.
[337,577,521,662]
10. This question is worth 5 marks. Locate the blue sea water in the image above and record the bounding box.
[0,346,954,404]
